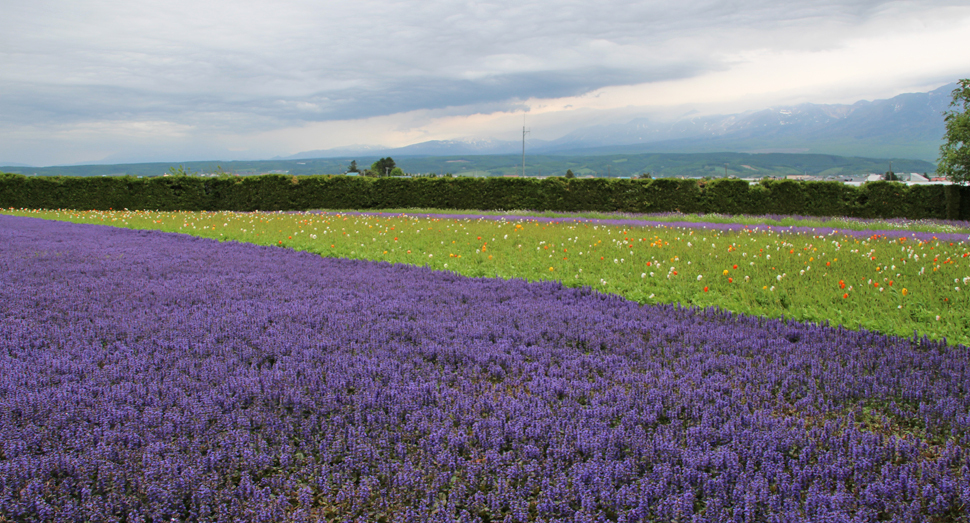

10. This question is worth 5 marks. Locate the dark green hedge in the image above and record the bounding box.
[2,173,968,221]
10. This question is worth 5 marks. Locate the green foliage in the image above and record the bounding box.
[938,79,970,184]
[855,181,949,220]
[565,169,575,179]
[168,164,196,177]
[701,178,753,215]
[370,157,397,177]
[347,160,359,173]
[3,174,970,221]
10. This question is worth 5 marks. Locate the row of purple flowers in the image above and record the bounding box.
[323,210,970,243]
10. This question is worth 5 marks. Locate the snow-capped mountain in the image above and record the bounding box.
[535,84,953,160]
[281,84,955,161]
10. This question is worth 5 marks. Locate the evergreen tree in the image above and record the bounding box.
[370,157,396,177]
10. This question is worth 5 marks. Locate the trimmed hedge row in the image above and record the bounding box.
[1,173,967,220]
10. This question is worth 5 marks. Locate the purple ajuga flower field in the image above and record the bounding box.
[1,214,969,523]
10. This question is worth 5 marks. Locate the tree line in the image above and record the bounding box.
[347,158,404,177]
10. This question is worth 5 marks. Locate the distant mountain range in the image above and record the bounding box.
[2,84,954,175]
[279,139,527,160]
[1,152,935,180]
[280,83,954,162]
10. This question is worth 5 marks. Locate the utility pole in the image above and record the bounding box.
[522,125,530,177]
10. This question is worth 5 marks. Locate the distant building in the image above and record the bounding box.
[843,173,951,186]
[786,175,815,181]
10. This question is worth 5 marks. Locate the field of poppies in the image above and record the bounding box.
[1,210,970,522]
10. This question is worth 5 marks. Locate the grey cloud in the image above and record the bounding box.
[1,58,711,127]
[2,0,968,164]
[299,62,714,121]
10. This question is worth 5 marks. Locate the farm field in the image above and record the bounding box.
[1,213,968,522]
[5,207,970,346]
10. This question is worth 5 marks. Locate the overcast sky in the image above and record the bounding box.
[2,0,969,166]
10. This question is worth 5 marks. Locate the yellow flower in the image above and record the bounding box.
[901,288,908,296]
[722,269,729,276]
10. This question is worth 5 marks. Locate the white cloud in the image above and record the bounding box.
[1,0,968,165]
